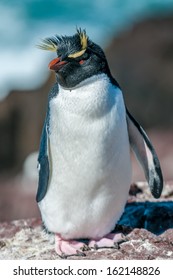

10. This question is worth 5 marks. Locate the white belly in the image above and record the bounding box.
[39,74,132,239]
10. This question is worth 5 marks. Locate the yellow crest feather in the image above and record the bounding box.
[68,28,88,58]
[36,38,58,52]
[68,49,86,58]
[37,29,88,58]
[77,28,88,50]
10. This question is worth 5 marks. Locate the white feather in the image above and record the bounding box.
[39,73,132,239]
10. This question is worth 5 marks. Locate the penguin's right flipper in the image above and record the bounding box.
[126,109,163,198]
[36,83,59,203]
[36,121,50,203]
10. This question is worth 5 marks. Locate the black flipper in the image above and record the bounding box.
[36,121,50,202]
[36,82,59,202]
[126,109,163,198]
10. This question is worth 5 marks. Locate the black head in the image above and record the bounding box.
[38,28,112,89]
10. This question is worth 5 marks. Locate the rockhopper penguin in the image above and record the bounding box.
[37,29,163,257]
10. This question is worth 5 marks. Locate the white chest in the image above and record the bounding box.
[39,74,132,239]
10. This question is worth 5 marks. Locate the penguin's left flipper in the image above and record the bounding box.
[126,109,163,198]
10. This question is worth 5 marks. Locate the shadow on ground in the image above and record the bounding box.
[119,201,173,235]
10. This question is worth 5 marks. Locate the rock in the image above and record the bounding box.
[0,175,39,222]
[0,219,173,260]
[105,14,173,128]
[0,74,55,176]
[0,181,173,259]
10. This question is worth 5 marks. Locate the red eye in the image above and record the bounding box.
[79,60,84,65]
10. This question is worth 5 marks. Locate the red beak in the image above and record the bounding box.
[48,57,68,71]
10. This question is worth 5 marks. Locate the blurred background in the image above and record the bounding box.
[0,0,173,222]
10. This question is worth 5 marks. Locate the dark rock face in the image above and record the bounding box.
[106,15,173,128]
[0,182,173,259]
[0,74,54,176]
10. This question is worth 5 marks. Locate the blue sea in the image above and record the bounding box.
[1,0,173,99]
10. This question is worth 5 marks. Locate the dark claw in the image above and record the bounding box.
[113,242,120,249]
[59,253,67,259]
[113,237,129,249]
[81,244,90,251]
[76,250,86,257]
[118,237,129,244]
[59,250,86,258]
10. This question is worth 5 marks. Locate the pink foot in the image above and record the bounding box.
[55,232,127,257]
[55,234,88,257]
[89,232,126,249]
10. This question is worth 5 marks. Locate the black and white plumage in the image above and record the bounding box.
[36,29,163,256]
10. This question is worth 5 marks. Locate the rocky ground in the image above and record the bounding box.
[0,181,173,260]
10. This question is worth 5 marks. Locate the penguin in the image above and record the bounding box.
[36,29,163,257]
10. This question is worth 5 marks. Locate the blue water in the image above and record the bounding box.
[0,0,173,99]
